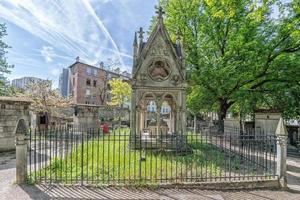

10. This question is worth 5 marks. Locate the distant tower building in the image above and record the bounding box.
[59,68,70,97]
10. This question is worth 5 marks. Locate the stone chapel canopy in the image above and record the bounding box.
[130,6,187,140]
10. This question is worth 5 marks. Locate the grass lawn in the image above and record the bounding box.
[29,129,241,185]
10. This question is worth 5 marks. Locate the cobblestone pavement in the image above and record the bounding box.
[1,151,300,200]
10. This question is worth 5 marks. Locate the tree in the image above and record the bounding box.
[98,59,122,105]
[0,23,13,96]
[156,0,300,133]
[107,79,131,128]
[17,80,73,129]
[108,78,131,107]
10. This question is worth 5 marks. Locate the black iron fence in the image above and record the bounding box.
[27,126,277,186]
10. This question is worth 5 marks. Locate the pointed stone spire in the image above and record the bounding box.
[133,31,138,47]
[276,117,288,136]
[138,27,145,51]
[155,6,165,20]
[138,27,144,41]
[176,29,183,59]
[133,32,138,69]
[76,56,80,62]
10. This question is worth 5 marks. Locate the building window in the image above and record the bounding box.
[93,69,97,76]
[40,115,46,125]
[93,80,97,87]
[86,79,91,86]
[86,67,92,75]
[86,89,91,96]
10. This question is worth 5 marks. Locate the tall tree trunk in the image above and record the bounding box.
[217,100,231,134]
[239,111,244,136]
[193,114,197,134]
[45,112,49,131]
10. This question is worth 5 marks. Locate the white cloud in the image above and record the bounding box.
[0,0,130,70]
[49,68,60,77]
[41,46,55,63]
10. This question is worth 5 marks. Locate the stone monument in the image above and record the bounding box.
[130,7,189,152]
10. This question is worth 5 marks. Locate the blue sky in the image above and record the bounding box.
[0,0,157,87]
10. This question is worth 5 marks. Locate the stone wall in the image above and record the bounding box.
[73,104,102,128]
[73,104,130,128]
[0,97,31,152]
[255,112,281,135]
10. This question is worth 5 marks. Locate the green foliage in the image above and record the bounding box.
[157,0,300,120]
[0,23,13,96]
[108,79,132,107]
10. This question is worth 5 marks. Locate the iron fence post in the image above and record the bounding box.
[275,118,288,188]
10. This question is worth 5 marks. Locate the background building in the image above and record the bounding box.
[68,57,131,105]
[59,68,70,97]
[11,77,48,90]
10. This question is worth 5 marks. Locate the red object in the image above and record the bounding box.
[102,123,109,134]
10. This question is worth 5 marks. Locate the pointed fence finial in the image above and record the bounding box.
[155,6,165,19]
[276,117,287,136]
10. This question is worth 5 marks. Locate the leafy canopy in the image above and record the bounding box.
[0,23,14,96]
[107,79,131,107]
[158,0,300,119]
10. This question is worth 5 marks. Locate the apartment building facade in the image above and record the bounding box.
[69,61,106,105]
[11,77,49,90]
[68,57,132,105]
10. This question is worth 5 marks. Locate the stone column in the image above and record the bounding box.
[156,105,161,137]
[181,90,187,134]
[276,117,288,188]
[140,110,144,131]
[175,109,179,134]
[176,107,182,134]
[136,107,141,136]
[130,90,136,135]
[143,109,147,130]
[170,110,174,133]
[15,119,28,184]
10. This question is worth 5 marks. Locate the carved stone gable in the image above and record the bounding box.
[148,35,169,56]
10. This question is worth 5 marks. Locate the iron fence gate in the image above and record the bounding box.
[27,126,277,186]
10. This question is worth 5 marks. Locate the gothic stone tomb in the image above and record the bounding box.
[130,8,190,152]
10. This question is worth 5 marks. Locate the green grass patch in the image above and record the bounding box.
[29,130,242,185]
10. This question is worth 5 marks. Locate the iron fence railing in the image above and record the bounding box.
[27,126,277,186]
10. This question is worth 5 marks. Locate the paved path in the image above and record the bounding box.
[287,156,300,191]
[1,151,300,200]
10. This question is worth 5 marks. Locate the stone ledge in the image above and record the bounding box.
[0,96,32,103]
[53,179,280,190]
[154,179,280,190]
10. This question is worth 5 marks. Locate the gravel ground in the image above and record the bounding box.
[1,151,300,200]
